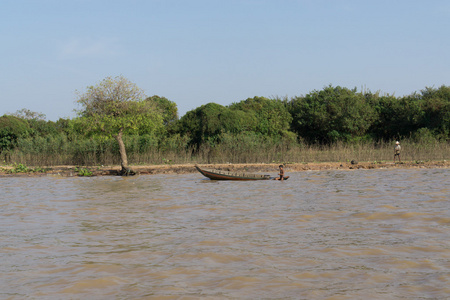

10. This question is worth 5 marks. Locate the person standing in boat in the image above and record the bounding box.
[276,165,285,180]
[394,141,401,163]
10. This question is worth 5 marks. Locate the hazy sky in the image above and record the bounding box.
[1,0,449,121]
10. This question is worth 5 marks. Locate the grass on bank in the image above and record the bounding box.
[1,138,448,168]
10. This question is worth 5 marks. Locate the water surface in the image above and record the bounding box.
[1,168,449,299]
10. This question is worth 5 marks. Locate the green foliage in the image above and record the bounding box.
[175,103,228,147]
[145,95,179,126]
[74,167,93,177]
[175,97,293,150]
[366,94,401,140]
[70,137,118,166]
[5,163,48,174]
[229,96,292,136]
[218,109,258,134]
[412,128,438,144]
[198,131,301,164]
[419,85,450,139]
[0,115,30,152]
[75,75,164,138]
[28,119,60,137]
[16,134,70,154]
[55,118,80,141]
[10,162,29,173]
[289,86,377,143]
[74,101,164,138]
[368,85,450,141]
[158,134,189,153]
[75,75,165,171]
[4,83,449,167]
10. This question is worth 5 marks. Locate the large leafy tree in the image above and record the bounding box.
[369,85,449,141]
[229,96,292,136]
[75,75,164,174]
[419,85,450,139]
[289,86,376,143]
[368,94,423,140]
[0,115,30,154]
[175,102,259,148]
[175,103,228,148]
[145,95,178,126]
[9,108,59,137]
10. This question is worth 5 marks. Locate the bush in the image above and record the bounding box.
[0,115,30,152]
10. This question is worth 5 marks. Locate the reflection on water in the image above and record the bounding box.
[1,169,449,299]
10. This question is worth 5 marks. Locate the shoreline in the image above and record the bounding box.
[0,160,448,177]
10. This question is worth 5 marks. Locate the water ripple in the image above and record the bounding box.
[0,168,449,299]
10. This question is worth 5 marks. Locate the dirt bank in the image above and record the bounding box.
[0,160,448,177]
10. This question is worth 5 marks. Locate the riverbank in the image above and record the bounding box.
[0,160,448,177]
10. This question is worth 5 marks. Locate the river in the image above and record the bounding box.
[1,168,449,299]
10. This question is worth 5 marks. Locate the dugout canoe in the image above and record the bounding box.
[195,165,289,181]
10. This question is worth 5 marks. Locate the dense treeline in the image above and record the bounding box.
[1,84,449,166]
[288,85,449,143]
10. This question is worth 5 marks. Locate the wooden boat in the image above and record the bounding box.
[195,165,289,181]
[195,165,271,180]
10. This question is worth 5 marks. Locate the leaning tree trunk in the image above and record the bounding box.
[114,128,134,176]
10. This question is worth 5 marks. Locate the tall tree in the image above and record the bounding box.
[419,85,450,139]
[289,86,376,143]
[75,75,164,175]
[0,115,30,154]
[229,96,292,136]
[145,95,179,126]
[175,103,228,148]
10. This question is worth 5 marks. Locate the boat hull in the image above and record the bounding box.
[195,166,271,181]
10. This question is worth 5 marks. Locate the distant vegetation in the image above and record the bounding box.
[1,78,449,169]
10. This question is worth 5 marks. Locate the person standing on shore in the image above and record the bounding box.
[394,141,401,163]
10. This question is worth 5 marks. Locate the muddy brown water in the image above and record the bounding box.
[1,168,449,299]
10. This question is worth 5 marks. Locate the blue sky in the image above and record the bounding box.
[1,0,449,121]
